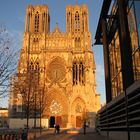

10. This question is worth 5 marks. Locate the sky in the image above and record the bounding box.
[0,0,105,107]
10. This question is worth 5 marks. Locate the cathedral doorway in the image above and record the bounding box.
[71,97,86,127]
[49,116,62,128]
[50,116,55,128]
[76,116,82,128]
[56,116,62,126]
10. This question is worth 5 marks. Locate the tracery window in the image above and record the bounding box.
[75,37,81,47]
[50,100,62,115]
[34,12,39,32]
[73,61,84,85]
[42,12,45,32]
[29,62,34,71]
[33,38,39,43]
[35,62,39,71]
[75,11,80,32]
[29,61,40,72]
[82,12,85,32]
[32,38,39,52]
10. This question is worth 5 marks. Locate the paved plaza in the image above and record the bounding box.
[28,129,113,140]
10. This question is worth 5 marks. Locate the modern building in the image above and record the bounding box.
[9,4,100,128]
[95,0,140,140]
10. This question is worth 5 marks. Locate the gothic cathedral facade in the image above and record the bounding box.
[10,4,100,128]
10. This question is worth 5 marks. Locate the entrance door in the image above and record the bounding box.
[50,116,55,128]
[76,116,82,128]
[56,116,62,126]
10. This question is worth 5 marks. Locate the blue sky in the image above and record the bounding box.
[0,0,105,107]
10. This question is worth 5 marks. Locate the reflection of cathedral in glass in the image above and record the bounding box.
[108,2,140,99]
[10,4,101,128]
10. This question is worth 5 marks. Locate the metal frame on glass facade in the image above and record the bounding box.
[95,0,140,140]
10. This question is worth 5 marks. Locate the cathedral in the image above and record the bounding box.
[9,4,100,128]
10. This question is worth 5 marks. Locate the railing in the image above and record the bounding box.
[96,80,140,133]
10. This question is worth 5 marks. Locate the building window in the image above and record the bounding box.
[134,1,140,46]
[128,0,140,80]
[32,38,39,52]
[33,38,39,43]
[73,61,84,85]
[29,62,34,71]
[35,62,39,71]
[75,37,81,47]
[34,12,39,32]
[29,61,39,72]
[109,31,123,98]
[75,11,80,32]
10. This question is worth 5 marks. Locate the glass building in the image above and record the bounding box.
[95,1,140,140]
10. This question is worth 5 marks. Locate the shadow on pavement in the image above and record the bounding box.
[29,128,113,140]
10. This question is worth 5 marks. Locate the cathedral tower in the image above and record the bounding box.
[9,4,100,128]
[25,4,50,33]
[66,4,89,33]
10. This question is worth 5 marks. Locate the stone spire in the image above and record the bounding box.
[54,22,60,33]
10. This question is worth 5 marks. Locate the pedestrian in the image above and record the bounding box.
[83,121,87,135]
[18,128,22,140]
[21,129,27,140]
[54,124,57,134]
[57,124,60,134]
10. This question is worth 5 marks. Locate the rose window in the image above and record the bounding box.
[50,100,62,115]
[46,60,66,82]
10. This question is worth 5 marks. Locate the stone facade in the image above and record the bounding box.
[9,4,100,128]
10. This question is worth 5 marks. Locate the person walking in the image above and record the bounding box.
[57,124,60,134]
[83,121,87,135]
[21,129,27,140]
[54,124,57,134]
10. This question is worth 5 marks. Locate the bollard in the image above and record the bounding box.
[4,134,7,140]
[11,134,15,140]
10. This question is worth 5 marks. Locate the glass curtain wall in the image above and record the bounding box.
[128,0,140,80]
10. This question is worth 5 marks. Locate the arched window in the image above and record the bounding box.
[75,11,80,32]
[29,61,40,71]
[34,12,39,32]
[33,38,39,43]
[79,62,82,83]
[72,61,84,85]
[35,62,39,71]
[82,12,85,32]
[42,12,45,32]
[75,37,81,47]
[73,62,76,85]
[27,12,31,32]
[29,62,34,71]
[32,38,39,52]
[81,62,85,84]
[75,63,78,84]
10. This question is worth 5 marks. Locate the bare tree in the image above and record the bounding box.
[10,61,47,137]
[38,84,47,134]
[18,71,37,126]
[0,25,19,98]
